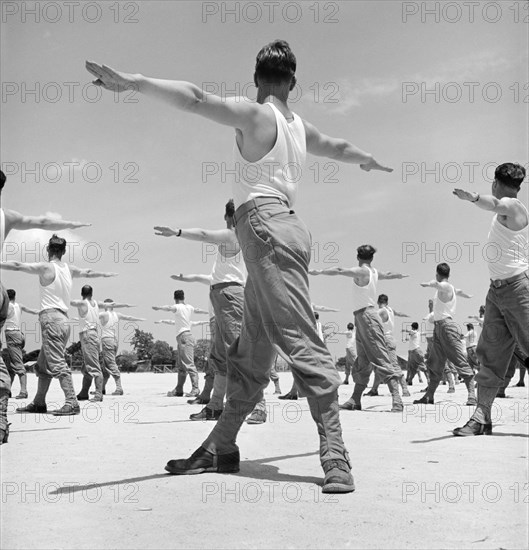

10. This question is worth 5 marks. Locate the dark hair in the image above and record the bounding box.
[479,305,485,316]
[436,262,450,278]
[104,298,114,303]
[48,234,67,257]
[411,322,419,330]
[314,312,320,320]
[378,294,388,305]
[81,285,93,298]
[255,39,296,84]
[346,322,354,330]
[0,170,5,191]
[174,290,185,301]
[7,289,15,300]
[495,163,526,189]
[466,323,474,330]
[357,244,376,261]
[225,199,235,218]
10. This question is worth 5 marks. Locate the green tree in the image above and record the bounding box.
[130,328,154,360]
[117,350,138,372]
[194,338,211,371]
[151,340,174,366]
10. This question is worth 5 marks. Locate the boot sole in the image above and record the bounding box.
[164,464,240,475]
[322,482,356,494]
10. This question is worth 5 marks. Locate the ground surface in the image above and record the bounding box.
[1,372,528,550]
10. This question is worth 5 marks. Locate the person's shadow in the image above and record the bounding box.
[47,451,323,496]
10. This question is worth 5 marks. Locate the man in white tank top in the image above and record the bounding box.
[1,234,118,416]
[3,289,39,399]
[155,200,246,417]
[99,299,145,396]
[0,170,90,442]
[405,323,427,385]
[310,245,408,413]
[366,294,410,397]
[334,322,357,386]
[414,263,476,407]
[70,285,104,402]
[153,290,208,397]
[88,40,393,492]
[453,163,529,436]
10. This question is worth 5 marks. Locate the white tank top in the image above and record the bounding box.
[174,303,195,336]
[464,330,477,348]
[210,248,246,286]
[102,310,119,339]
[408,330,421,351]
[233,102,306,208]
[487,201,529,279]
[351,268,378,312]
[346,329,356,351]
[40,261,72,314]
[381,305,395,335]
[79,299,99,332]
[5,302,21,330]
[433,284,456,321]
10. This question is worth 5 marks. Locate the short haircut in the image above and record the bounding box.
[104,298,114,303]
[48,234,67,257]
[255,39,296,83]
[495,163,526,189]
[378,294,388,305]
[0,170,5,191]
[7,289,16,300]
[81,285,93,298]
[436,262,450,278]
[357,244,376,261]
[314,312,319,320]
[411,322,419,330]
[346,322,354,330]
[174,289,185,301]
[225,199,235,218]
[466,323,474,330]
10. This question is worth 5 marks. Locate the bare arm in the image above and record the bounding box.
[96,301,136,309]
[154,226,235,245]
[70,265,118,279]
[191,320,209,327]
[152,305,176,312]
[170,273,212,285]
[154,319,175,325]
[393,310,410,318]
[3,209,90,234]
[309,267,362,278]
[302,120,392,172]
[0,261,47,276]
[193,308,209,315]
[116,314,146,322]
[312,303,340,312]
[455,289,473,299]
[378,271,409,280]
[20,305,40,315]
[453,190,527,221]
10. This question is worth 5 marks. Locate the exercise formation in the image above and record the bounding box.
[1,40,527,497]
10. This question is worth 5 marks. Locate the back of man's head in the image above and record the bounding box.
[174,290,185,301]
[411,322,419,330]
[48,234,67,259]
[255,39,296,85]
[495,163,526,190]
[7,289,16,300]
[0,170,5,192]
[357,244,376,262]
[81,285,93,299]
[436,262,450,279]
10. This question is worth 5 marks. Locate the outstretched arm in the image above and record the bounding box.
[3,209,90,234]
[455,289,473,299]
[152,305,176,312]
[116,314,146,322]
[170,273,212,285]
[0,261,46,276]
[20,305,40,315]
[193,308,209,315]
[154,226,235,245]
[97,301,136,309]
[85,62,261,130]
[378,271,409,280]
[309,267,362,278]
[70,265,118,279]
[191,320,209,327]
[312,303,340,312]
[155,319,175,325]
[302,120,392,172]
[453,190,528,222]
[393,309,410,318]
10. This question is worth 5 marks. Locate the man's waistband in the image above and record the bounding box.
[233,196,290,226]
[40,308,68,316]
[354,305,375,314]
[4,328,22,332]
[490,269,528,289]
[210,281,244,292]
[434,317,453,324]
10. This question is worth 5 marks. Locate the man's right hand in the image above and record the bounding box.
[86,61,138,93]
[360,157,393,173]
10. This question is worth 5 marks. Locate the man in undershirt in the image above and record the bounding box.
[453,163,528,436]
[0,170,90,442]
[405,322,427,385]
[310,245,408,412]
[1,234,117,417]
[87,39,392,493]
[414,263,476,406]
[335,322,357,386]
[3,289,39,399]
[152,290,209,397]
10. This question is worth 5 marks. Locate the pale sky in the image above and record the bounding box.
[1,1,528,359]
